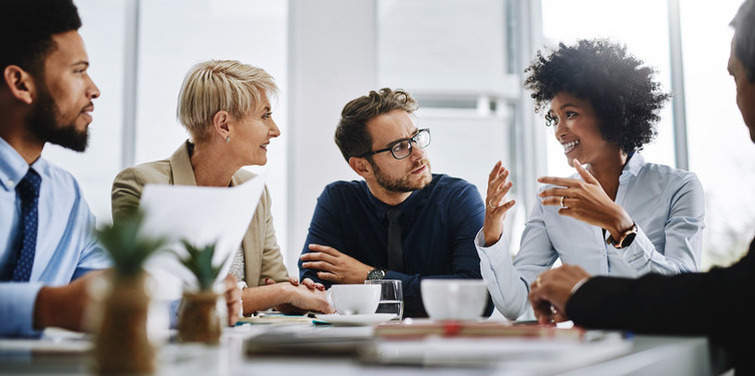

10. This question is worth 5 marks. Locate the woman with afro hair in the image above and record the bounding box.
[475,39,705,320]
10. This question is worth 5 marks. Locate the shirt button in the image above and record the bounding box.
[7,180,13,187]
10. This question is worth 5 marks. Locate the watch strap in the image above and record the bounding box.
[606,222,638,249]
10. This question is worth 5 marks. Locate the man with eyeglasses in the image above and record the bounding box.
[299,88,491,317]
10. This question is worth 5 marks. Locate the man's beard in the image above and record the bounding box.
[26,86,89,152]
[371,159,431,193]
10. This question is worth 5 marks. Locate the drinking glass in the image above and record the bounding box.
[364,279,403,319]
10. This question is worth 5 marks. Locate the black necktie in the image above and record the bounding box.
[7,169,41,282]
[386,208,403,272]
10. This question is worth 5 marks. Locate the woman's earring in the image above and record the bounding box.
[226,135,230,143]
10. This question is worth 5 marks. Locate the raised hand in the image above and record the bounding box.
[537,159,633,240]
[483,161,516,246]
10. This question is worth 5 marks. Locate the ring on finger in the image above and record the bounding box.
[560,196,566,208]
[488,200,496,208]
[535,276,543,287]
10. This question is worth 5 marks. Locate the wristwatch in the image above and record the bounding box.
[606,222,638,249]
[366,268,386,281]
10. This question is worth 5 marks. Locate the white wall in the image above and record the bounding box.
[287,0,378,272]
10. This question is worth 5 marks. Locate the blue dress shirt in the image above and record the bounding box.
[476,154,705,320]
[0,138,110,337]
[299,174,489,317]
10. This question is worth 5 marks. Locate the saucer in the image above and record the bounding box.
[315,313,399,326]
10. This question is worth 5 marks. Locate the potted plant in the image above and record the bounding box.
[92,211,166,375]
[174,240,226,344]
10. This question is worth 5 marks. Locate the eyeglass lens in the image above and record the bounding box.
[390,130,430,159]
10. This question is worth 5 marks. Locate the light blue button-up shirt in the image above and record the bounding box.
[476,154,705,320]
[0,138,110,337]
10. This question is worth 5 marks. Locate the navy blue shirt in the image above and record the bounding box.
[299,174,491,317]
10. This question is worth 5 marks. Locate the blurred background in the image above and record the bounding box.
[55,0,755,274]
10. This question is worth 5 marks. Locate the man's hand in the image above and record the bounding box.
[34,269,106,332]
[300,244,372,284]
[528,264,591,325]
[222,274,242,326]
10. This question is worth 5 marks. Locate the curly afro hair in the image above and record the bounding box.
[523,39,670,153]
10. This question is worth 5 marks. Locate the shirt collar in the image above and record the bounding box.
[620,152,645,181]
[0,137,33,191]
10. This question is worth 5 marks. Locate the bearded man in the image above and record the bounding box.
[299,88,491,317]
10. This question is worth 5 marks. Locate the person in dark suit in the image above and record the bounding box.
[527,2,755,373]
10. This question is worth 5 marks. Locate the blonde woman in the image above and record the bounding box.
[112,60,333,315]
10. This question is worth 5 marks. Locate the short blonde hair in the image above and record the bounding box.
[176,60,278,142]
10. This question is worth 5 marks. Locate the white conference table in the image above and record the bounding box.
[0,322,729,376]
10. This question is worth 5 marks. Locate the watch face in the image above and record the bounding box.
[367,269,385,280]
[620,232,637,248]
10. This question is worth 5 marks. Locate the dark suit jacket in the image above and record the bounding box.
[567,237,755,374]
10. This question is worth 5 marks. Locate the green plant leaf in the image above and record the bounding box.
[97,210,167,278]
[177,240,222,291]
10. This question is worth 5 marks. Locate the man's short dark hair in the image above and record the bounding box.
[0,0,82,80]
[523,39,670,154]
[732,0,755,82]
[335,88,418,161]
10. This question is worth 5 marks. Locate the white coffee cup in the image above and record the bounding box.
[328,284,381,315]
[421,279,488,320]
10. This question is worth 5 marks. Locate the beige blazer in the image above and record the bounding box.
[111,141,289,287]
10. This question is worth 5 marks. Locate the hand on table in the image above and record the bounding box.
[222,274,242,326]
[528,264,591,325]
[34,269,107,332]
[300,244,372,284]
[483,161,516,246]
[537,159,633,239]
[265,276,325,291]
[275,283,334,314]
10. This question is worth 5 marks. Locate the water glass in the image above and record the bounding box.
[364,279,403,319]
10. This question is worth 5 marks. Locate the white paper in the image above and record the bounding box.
[138,174,266,300]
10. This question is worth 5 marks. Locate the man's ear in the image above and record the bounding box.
[3,65,35,105]
[212,110,231,140]
[348,157,373,178]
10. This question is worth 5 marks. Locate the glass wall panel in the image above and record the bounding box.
[377,0,516,209]
[42,0,127,223]
[540,0,675,178]
[135,0,290,254]
[681,0,755,268]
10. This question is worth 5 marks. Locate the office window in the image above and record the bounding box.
[46,1,290,258]
[136,0,290,254]
[540,0,675,179]
[42,0,128,223]
[681,0,755,268]
[377,0,516,210]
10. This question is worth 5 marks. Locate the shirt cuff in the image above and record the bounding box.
[0,282,45,337]
[474,227,503,250]
[617,225,653,270]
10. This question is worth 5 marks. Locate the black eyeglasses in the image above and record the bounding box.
[359,128,431,160]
